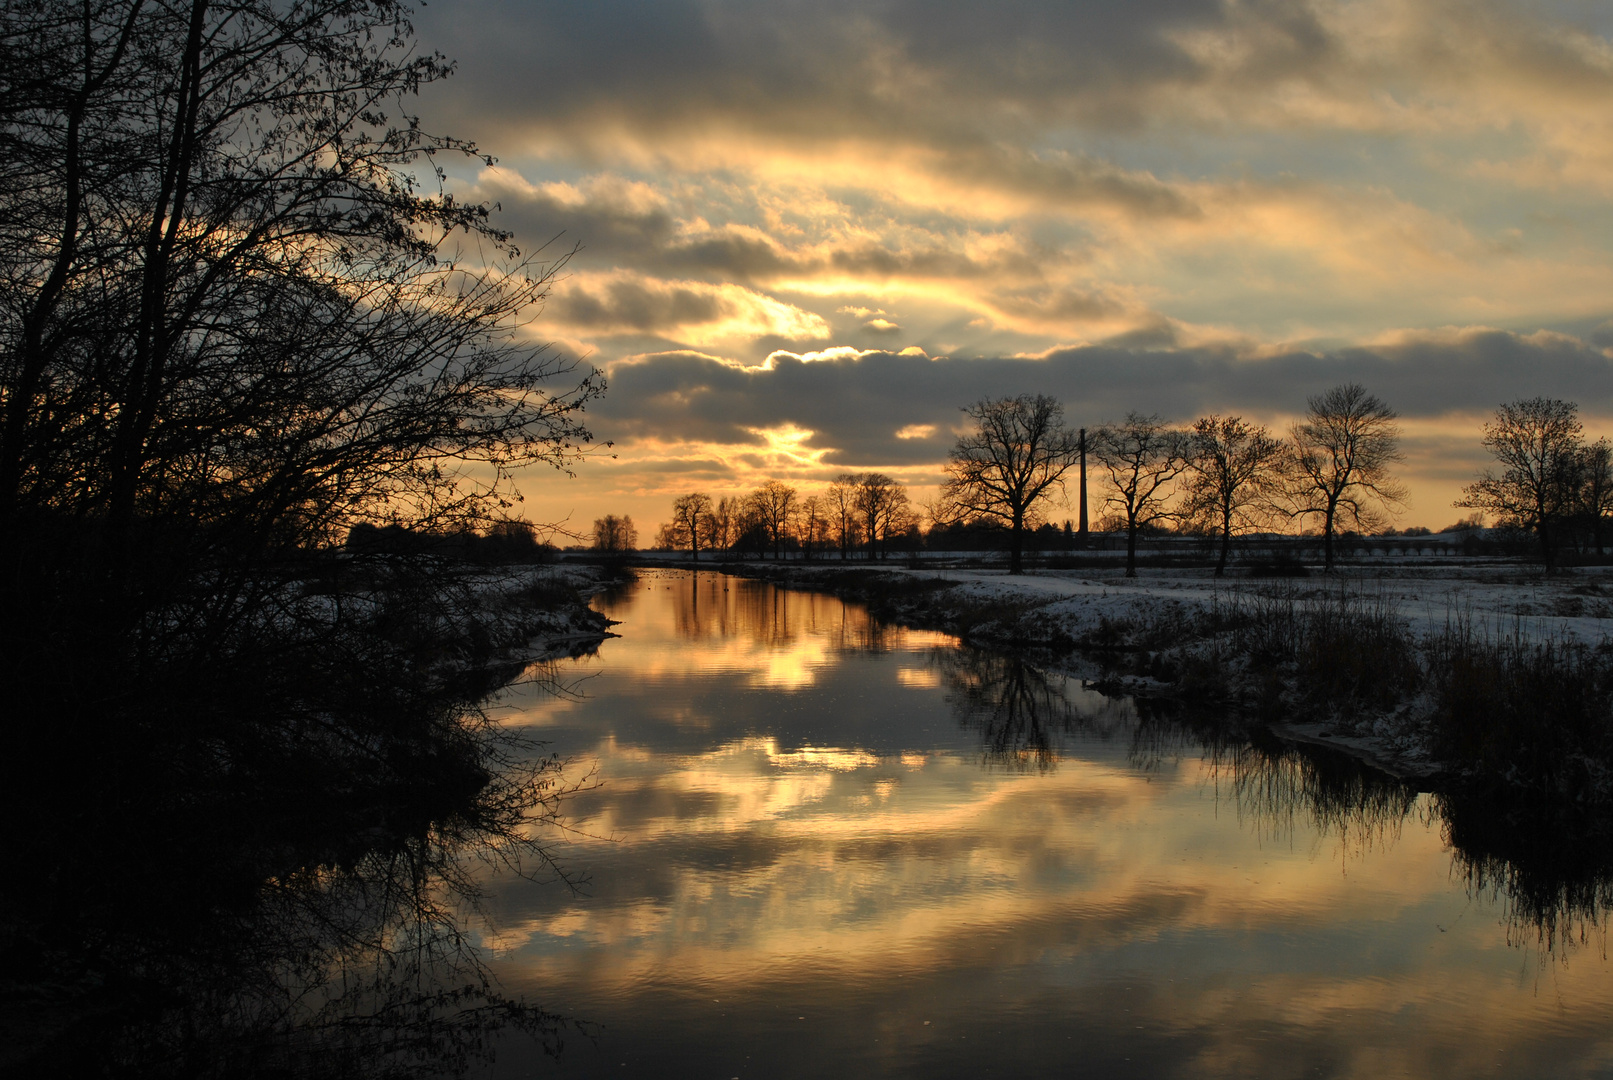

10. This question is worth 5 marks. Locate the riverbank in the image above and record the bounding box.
[474,561,628,660]
[608,556,1613,793]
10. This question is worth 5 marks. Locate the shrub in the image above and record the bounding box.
[1424,615,1613,802]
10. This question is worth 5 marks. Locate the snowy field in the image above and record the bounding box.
[620,550,1613,648]
[870,558,1613,648]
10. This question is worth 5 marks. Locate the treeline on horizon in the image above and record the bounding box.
[591,388,1613,575]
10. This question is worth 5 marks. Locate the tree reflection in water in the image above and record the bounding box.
[1202,737,1420,861]
[1439,791,1613,958]
[0,644,586,1080]
[669,570,904,654]
[936,650,1137,770]
[935,646,1613,961]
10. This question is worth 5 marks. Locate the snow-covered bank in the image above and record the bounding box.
[460,561,626,661]
[658,557,1613,791]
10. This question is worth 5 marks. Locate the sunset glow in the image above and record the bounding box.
[415,0,1613,531]
[483,571,1613,1077]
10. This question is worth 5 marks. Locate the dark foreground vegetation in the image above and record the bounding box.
[0,0,610,1074]
[1,540,610,1079]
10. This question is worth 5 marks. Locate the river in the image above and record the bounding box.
[475,567,1613,1079]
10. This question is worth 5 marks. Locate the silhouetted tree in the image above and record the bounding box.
[1093,413,1190,578]
[1457,397,1583,569]
[709,496,738,553]
[856,472,910,560]
[747,480,797,559]
[828,474,863,559]
[0,6,601,1070]
[1287,384,1405,571]
[0,0,601,584]
[937,395,1081,574]
[670,492,715,560]
[1183,415,1284,576]
[1578,438,1613,556]
[798,493,829,559]
[592,514,637,552]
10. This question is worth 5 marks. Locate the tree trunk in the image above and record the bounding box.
[1125,520,1139,578]
[1322,504,1336,571]
[1216,514,1231,577]
[1009,512,1024,575]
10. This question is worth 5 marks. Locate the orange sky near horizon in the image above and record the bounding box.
[409,0,1613,537]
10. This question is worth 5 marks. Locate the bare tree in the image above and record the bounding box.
[1456,397,1583,569]
[827,475,863,559]
[1093,414,1190,578]
[670,492,715,560]
[937,395,1081,575]
[1288,384,1406,571]
[708,496,737,554]
[798,494,829,559]
[856,473,910,560]
[592,515,637,553]
[731,497,771,559]
[0,0,601,553]
[1579,438,1613,557]
[748,480,798,559]
[1183,415,1285,577]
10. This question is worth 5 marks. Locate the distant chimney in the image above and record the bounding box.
[1078,427,1088,538]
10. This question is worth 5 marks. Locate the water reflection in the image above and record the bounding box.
[478,570,1613,1079]
[1207,740,1421,860]
[2,647,578,1079]
[938,650,1136,770]
[664,570,924,664]
[1440,792,1613,957]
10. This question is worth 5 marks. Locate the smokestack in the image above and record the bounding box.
[1078,427,1088,540]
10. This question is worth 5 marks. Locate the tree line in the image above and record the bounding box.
[603,473,917,562]
[621,387,1612,575]
[625,384,1405,576]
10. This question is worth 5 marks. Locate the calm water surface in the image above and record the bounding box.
[478,569,1613,1079]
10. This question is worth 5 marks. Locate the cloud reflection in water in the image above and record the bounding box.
[482,570,1613,1079]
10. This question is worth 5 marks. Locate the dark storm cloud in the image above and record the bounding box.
[596,330,1613,467]
[489,184,675,259]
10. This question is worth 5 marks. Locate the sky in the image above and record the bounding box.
[411,0,1613,536]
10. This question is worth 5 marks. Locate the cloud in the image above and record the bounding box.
[547,272,832,344]
[405,0,1613,531]
[513,325,1613,533]
[421,1,1613,178]
[592,329,1613,475]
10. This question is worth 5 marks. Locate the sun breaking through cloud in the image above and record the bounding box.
[412,0,1613,530]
